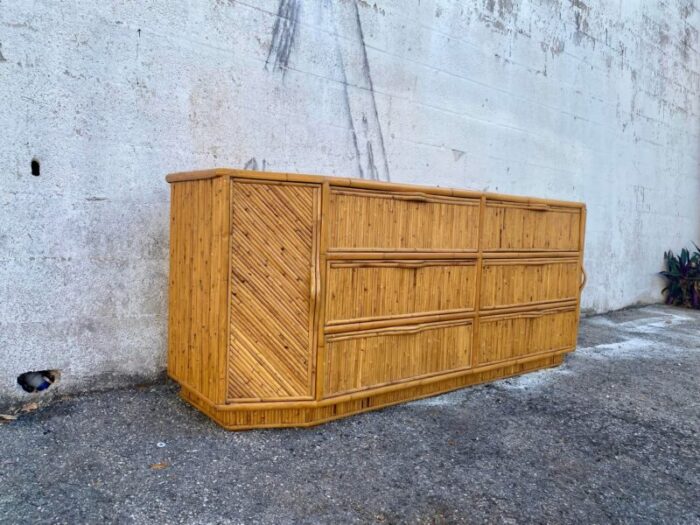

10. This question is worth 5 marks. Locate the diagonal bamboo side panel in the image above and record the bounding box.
[227,182,319,401]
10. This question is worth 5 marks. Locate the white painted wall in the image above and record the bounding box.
[1,0,698,402]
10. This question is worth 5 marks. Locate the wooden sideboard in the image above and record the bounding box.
[166,169,586,430]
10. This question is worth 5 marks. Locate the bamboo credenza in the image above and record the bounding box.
[166,169,586,430]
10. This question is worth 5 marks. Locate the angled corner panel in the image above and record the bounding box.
[167,177,230,404]
[228,181,320,401]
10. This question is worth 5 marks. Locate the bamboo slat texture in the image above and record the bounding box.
[167,169,586,429]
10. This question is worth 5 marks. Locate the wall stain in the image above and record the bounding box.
[265,0,301,74]
[338,49,366,179]
[350,0,390,181]
[678,0,693,20]
[0,43,7,62]
[334,0,391,181]
[356,0,385,16]
[541,37,565,56]
[572,0,593,46]
[481,0,517,35]
[243,158,267,171]
[366,140,378,179]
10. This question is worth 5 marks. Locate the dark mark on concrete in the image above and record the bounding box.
[356,0,386,16]
[338,48,366,179]
[85,196,108,202]
[242,157,266,171]
[0,43,6,62]
[540,37,565,56]
[679,0,693,20]
[264,0,300,74]
[350,0,390,181]
[452,149,465,161]
[572,0,594,46]
[480,0,517,35]
[334,0,391,181]
[680,26,693,61]
[496,0,515,18]
[366,140,378,180]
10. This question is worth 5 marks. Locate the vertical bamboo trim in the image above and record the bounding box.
[167,184,177,379]
[308,186,322,398]
[219,176,233,403]
[471,195,486,369]
[575,206,587,329]
[315,182,331,400]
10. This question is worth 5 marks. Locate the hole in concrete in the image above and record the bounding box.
[17,370,60,393]
[31,159,40,176]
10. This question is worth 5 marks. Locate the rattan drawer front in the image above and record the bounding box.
[324,320,473,396]
[477,307,577,365]
[480,258,580,310]
[328,188,480,252]
[325,260,477,326]
[482,201,581,252]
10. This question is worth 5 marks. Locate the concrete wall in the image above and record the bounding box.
[2,0,698,402]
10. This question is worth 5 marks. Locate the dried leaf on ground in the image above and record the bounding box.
[0,414,18,421]
[21,402,39,413]
[150,462,169,470]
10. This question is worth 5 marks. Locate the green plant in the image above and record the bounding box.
[660,243,700,309]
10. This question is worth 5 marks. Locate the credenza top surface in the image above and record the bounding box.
[165,168,585,210]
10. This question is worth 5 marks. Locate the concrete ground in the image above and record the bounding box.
[1,305,698,524]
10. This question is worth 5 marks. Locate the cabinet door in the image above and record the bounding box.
[228,181,319,401]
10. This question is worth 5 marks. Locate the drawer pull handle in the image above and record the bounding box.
[330,260,475,269]
[395,193,431,203]
[520,312,544,319]
[580,265,587,291]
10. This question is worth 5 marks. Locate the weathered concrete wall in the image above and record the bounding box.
[1,0,698,402]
